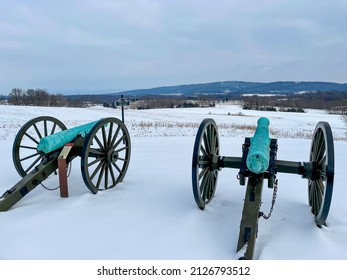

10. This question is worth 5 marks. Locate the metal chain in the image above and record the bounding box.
[260,178,278,219]
[40,183,60,191]
[40,162,72,191]
[66,161,72,177]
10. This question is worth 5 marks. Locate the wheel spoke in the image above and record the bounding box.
[33,123,43,139]
[317,179,325,203]
[43,120,48,137]
[206,172,213,200]
[200,143,208,157]
[311,181,318,215]
[198,157,209,169]
[317,153,326,166]
[111,161,122,174]
[210,127,216,155]
[212,170,218,184]
[203,131,211,155]
[88,148,104,157]
[101,125,107,150]
[308,181,313,205]
[213,131,218,155]
[107,122,114,149]
[87,156,104,167]
[24,154,44,173]
[90,160,104,180]
[202,175,210,202]
[20,152,41,162]
[95,162,106,189]
[19,145,37,150]
[112,134,126,149]
[312,130,321,160]
[110,126,121,148]
[316,139,325,163]
[199,166,209,180]
[315,183,322,214]
[207,126,213,154]
[311,180,322,216]
[316,168,326,180]
[24,132,40,145]
[104,163,109,189]
[200,171,209,201]
[114,145,128,153]
[109,163,117,185]
[50,122,57,135]
[94,134,105,150]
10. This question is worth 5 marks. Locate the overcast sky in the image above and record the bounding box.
[1,0,347,94]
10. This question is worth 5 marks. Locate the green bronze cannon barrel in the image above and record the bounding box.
[246,117,271,174]
[37,120,99,154]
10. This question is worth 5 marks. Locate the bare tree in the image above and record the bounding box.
[8,88,24,105]
[34,89,50,106]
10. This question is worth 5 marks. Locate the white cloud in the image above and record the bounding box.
[0,0,346,94]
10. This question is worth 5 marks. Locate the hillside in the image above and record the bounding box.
[112,81,347,96]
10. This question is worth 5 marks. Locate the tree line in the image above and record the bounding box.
[5,87,347,115]
[8,88,66,106]
[131,95,216,110]
[7,88,86,107]
[241,91,347,115]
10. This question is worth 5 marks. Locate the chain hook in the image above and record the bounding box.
[260,177,278,219]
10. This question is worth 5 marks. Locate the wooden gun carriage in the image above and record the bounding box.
[0,116,131,211]
[192,117,334,259]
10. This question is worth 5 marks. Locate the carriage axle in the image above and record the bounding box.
[219,156,315,179]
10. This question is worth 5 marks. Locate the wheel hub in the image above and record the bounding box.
[210,154,221,171]
[107,149,119,163]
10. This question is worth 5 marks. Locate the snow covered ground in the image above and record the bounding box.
[0,103,346,260]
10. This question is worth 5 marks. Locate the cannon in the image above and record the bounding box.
[0,116,131,211]
[192,117,334,260]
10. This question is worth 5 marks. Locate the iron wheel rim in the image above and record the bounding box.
[308,121,334,226]
[12,116,67,177]
[192,118,220,209]
[81,118,131,193]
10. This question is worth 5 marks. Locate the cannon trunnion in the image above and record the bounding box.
[0,116,131,211]
[192,117,334,259]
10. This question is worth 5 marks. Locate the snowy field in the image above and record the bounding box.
[0,103,346,260]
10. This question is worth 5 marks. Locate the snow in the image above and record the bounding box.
[0,103,346,260]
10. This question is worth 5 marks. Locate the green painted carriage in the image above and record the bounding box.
[0,116,131,211]
[192,117,334,259]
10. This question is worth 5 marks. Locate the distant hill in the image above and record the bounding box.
[111,81,347,96]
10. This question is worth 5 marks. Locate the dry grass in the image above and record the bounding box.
[128,120,347,141]
[129,120,257,131]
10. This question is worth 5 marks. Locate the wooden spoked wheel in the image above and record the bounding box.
[192,118,220,210]
[81,118,131,194]
[308,122,334,227]
[12,116,67,177]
